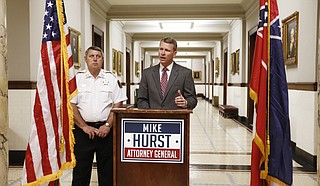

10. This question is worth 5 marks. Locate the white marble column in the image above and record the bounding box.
[0,0,8,185]
[318,1,320,185]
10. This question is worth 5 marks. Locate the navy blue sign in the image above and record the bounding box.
[121,118,184,163]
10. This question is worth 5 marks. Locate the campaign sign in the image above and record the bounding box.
[121,118,184,163]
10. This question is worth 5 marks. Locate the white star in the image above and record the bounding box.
[52,31,56,38]
[47,1,53,8]
[46,24,52,30]
[43,33,48,39]
[50,17,54,22]
[44,10,49,16]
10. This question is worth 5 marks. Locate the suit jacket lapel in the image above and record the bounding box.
[152,64,162,99]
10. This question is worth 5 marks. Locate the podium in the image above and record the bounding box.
[112,108,192,186]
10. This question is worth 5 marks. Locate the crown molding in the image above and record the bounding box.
[106,4,246,20]
[90,1,258,20]
[242,0,259,19]
[91,0,111,15]
[132,33,223,41]
[240,0,258,12]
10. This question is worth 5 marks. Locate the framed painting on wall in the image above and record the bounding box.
[214,57,220,78]
[235,49,240,74]
[192,71,202,81]
[69,27,81,68]
[92,25,104,51]
[117,51,123,75]
[230,52,236,75]
[282,11,299,66]
[135,61,140,77]
[112,48,118,74]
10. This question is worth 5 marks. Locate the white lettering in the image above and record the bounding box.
[126,149,154,158]
[142,124,162,133]
[154,150,177,159]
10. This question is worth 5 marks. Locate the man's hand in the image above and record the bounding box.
[96,125,111,138]
[82,125,98,139]
[175,90,187,108]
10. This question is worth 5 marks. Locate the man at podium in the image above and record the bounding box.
[137,37,197,109]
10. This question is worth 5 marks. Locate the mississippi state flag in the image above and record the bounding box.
[250,0,292,185]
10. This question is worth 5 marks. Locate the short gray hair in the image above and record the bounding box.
[160,37,178,51]
[85,46,104,57]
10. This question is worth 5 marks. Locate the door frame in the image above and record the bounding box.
[247,26,257,124]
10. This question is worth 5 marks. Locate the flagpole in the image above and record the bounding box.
[54,180,60,186]
[265,0,271,182]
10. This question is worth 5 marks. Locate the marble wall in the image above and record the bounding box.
[0,0,8,185]
[316,0,320,185]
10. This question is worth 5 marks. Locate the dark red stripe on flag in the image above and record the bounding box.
[33,91,52,176]
[250,1,268,185]
[40,43,61,171]
[69,77,76,94]
[62,81,72,162]
[52,42,63,167]
[25,144,36,182]
[52,41,62,90]
[66,33,70,46]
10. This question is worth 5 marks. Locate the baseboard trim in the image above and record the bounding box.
[196,93,205,98]
[291,142,317,172]
[9,150,25,166]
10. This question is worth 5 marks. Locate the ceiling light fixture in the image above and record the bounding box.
[159,22,194,30]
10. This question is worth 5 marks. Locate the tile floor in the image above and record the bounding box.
[9,99,318,185]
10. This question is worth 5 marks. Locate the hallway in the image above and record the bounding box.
[9,99,317,185]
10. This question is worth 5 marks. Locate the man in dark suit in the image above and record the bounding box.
[137,37,197,109]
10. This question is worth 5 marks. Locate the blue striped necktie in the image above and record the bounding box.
[160,67,168,96]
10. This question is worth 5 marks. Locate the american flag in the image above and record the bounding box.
[21,0,77,185]
[250,0,292,185]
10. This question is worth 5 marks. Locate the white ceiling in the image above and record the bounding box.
[122,19,233,51]
[96,0,258,56]
[122,20,233,34]
[106,0,245,5]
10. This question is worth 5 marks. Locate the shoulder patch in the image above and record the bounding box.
[117,80,123,88]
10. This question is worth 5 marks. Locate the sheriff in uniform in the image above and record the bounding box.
[71,46,127,186]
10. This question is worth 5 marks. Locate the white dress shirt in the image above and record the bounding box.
[159,62,173,81]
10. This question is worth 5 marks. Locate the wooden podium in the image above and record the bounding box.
[112,108,192,186]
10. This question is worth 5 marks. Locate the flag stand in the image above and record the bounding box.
[54,180,60,186]
[262,180,267,186]
[49,180,60,186]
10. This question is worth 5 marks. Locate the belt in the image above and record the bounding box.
[85,121,106,128]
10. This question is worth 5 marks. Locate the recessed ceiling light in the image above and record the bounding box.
[159,22,194,29]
